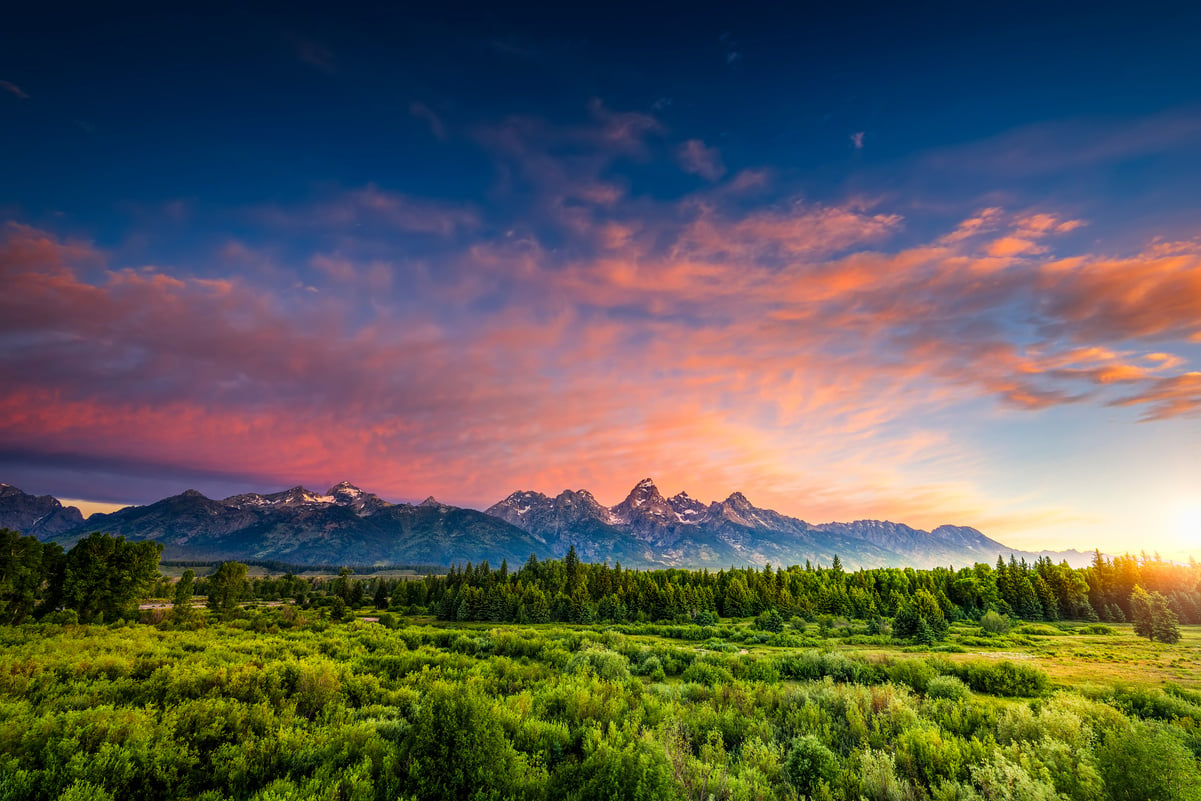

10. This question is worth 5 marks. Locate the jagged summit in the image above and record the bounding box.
[478,477,1074,570]
[0,482,85,538]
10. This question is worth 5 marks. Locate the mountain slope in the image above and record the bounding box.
[0,483,85,538]
[43,483,549,566]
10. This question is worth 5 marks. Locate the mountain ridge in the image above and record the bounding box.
[0,479,1093,569]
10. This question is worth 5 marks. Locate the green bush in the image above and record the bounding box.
[783,734,838,796]
[681,658,734,687]
[886,658,937,692]
[566,645,630,682]
[950,660,1048,697]
[1096,720,1201,801]
[925,675,969,701]
[979,610,1011,635]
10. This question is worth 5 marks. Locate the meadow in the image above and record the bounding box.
[1,609,1200,801]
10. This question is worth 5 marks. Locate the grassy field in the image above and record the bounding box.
[3,608,1200,801]
[427,615,1201,691]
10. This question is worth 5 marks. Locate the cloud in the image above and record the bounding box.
[3,105,1200,534]
[851,132,864,150]
[0,80,28,99]
[677,139,727,181]
[921,108,1201,178]
[290,35,336,73]
[410,102,447,140]
[257,184,479,236]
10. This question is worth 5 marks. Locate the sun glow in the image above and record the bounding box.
[1170,500,1201,556]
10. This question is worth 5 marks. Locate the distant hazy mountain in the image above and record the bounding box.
[0,483,84,538]
[2,478,1091,569]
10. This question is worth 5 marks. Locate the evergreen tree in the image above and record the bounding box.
[1132,586,1182,644]
[172,569,195,621]
[564,546,581,590]
[893,590,948,640]
[373,580,389,609]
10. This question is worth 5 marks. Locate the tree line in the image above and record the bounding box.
[2,529,1195,642]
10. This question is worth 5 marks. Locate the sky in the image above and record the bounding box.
[2,2,1200,559]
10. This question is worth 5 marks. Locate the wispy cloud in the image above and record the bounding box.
[288,34,336,73]
[921,107,1201,177]
[410,101,447,140]
[0,80,28,100]
[677,139,726,181]
[851,132,864,150]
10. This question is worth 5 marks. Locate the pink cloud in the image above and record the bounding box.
[677,139,726,181]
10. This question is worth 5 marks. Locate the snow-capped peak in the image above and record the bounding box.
[328,480,363,497]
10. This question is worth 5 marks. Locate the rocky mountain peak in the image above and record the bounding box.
[722,491,754,510]
[618,478,664,506]
[668,491,708,521]
[418,496,443,508]
[611,478,677,525]
[0,482,86,538]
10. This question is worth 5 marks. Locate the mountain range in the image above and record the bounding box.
[0,479,1092,569]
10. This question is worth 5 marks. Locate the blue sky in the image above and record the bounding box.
[2,2,1200,557]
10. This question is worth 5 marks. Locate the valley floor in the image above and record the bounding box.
[2,611,1200,801]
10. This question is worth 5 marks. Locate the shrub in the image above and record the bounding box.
[971,753,1062,801]
[951,660,1048,697]
[856,749,908,801]
[783,735,838,796]
[681,659,734,687]
[754,610,785,633]
[979,610,1011,635]
[566,645,630,682]
[1096,720,1201,801]
[886,658,937,693]
[403,681,528,801]
[925,675,969,701]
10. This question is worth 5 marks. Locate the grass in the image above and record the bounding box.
[407,613,1201,691]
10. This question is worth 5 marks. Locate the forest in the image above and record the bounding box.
[1,529,1200,800]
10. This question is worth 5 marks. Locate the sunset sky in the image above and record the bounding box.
[2,3,1200,558]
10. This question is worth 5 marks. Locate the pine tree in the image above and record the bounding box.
[564,546,581,591]
[1150,594,1181,644]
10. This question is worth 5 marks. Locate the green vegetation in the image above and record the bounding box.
[1,530,1200,799]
